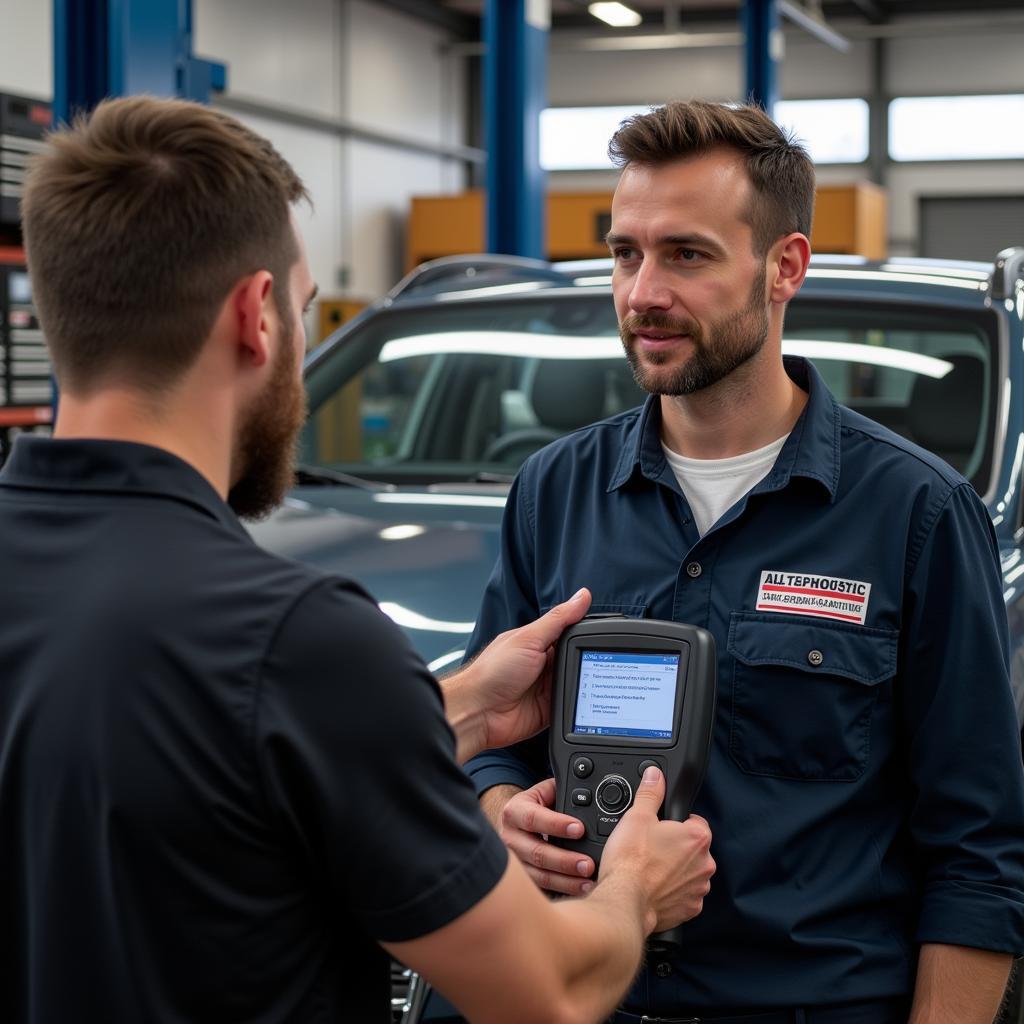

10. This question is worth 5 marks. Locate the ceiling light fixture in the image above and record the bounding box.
[588,3,642,28]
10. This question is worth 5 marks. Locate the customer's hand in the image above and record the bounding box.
[600,766,715,934]
[442,589,591,762]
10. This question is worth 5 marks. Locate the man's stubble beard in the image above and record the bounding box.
[227,321,308,522]
[621,263,770,396]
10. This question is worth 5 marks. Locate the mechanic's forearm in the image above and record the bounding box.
[480,784,522,830]
[542,869,650,1021]
[908,943,1012,1024]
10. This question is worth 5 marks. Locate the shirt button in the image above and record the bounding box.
[807,649,824,667]
[655,961,673,978]
[686,561,702,578]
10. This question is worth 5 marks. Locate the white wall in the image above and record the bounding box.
[195,0,468,311]
[0,0,468,310]
[0,0,50,99]
[2,0,1020,279]
[341,0,466,298]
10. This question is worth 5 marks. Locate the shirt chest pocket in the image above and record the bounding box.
[727,612,899,782]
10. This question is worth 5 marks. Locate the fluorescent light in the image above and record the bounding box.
[588,2,642,27]
[378,524,426,541]
[879,262,989,281]
[427,650,467,673]
[373,493,508,509]
[379,332,623,362]
[435,281,548,301]
[805,268,984,290]
[379,602,475,634]
[380,331,955,379]
[782,341,953,379]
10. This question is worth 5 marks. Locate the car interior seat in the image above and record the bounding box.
[906,353,985,475]
[483,359,609,464]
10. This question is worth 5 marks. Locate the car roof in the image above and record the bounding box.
[385,249,1023,308]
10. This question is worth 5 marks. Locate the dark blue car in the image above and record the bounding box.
[252,249,1023,717]
[249,248,1024,1023]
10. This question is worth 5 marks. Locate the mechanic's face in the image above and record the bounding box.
[228,225,313,521]
[610,149,771,396]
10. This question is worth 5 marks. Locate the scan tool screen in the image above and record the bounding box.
[572,650,680,739]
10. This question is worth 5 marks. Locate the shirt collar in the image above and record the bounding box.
[0,435,248,534]
[607,355,841,502]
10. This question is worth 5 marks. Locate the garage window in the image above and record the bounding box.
[540,99,870,170]
[889,95,1024,161]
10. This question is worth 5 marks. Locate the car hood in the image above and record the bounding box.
[246,484,508,669]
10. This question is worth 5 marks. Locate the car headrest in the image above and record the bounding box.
[531,359,609,431]
[907,354,984,453]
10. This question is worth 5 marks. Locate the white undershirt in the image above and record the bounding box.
[662,433,790,536]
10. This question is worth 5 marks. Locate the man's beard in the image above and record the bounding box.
[227,326,307,522]
[621,265,769,396]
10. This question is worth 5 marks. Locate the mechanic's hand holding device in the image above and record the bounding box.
[549,615,717,949]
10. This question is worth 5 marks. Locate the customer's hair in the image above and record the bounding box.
[22,96,309,392]
[608,100,815,256]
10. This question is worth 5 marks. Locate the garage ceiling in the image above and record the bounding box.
[383,0,1024,39]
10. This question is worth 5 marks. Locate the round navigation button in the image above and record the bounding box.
[596,774,633,814]
[602,782,623,805]
[572,756,594,779]
[637,759,660,778]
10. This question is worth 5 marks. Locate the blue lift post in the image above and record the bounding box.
[743,0,780,116]
[49,0,226,414]
[53,0,227,122]
[483,0,548,260]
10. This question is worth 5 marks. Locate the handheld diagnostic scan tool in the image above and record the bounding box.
[550,616,716,918]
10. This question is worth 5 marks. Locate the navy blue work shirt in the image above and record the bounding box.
[465,356,1024,1012]
[0,437,507,1024]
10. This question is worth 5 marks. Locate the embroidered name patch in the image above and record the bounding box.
[756,570,871,625]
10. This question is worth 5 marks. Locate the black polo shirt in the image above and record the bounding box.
[0,437,507,1023]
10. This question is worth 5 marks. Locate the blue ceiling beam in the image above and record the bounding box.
[743,0,780,115]
[484,0,548,259]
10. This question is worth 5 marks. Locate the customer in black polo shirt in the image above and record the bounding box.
[0,97,716,1024]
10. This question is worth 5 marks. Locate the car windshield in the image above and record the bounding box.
[300,291,998,495]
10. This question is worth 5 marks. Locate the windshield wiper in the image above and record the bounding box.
[468,471,516,484]
[294,464,396,492]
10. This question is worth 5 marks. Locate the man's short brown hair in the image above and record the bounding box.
[608,101,815,256]
[22,96,309,393]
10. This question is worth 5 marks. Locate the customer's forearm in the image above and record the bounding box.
[909,943,1011,1024]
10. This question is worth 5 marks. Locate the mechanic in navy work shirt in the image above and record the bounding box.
[466,101,1024,1023]
[0,97,718,1024]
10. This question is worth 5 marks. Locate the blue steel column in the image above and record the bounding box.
[51,0,227,414]
[53,0,227,122]
[743,0,780,115]
[484,0,548,259]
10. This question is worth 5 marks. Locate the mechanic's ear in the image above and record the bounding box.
[769,233,811,304]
